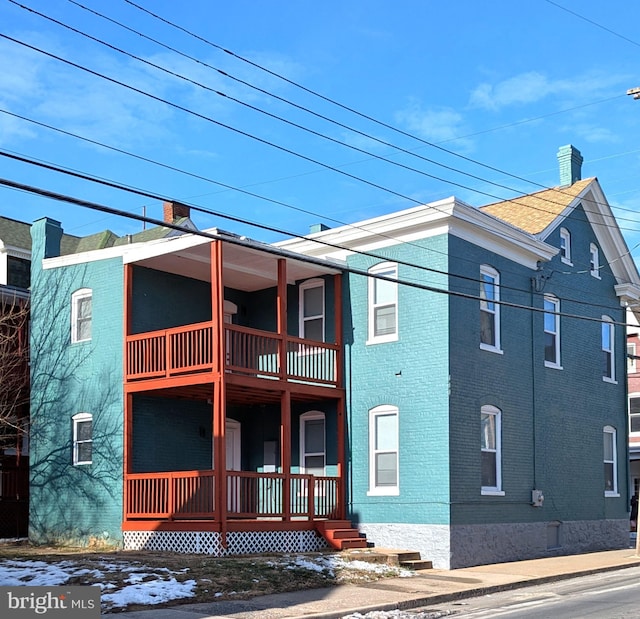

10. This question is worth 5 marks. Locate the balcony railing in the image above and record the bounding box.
[126,322,339,386]
[124,470,340,521]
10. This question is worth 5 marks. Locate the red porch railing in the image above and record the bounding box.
[126,322,339,386]
[124,470,340,521]
[125,470,215,519]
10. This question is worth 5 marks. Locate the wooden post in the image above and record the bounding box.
[211,241,227,545]
[277,259,287,380]
[281,390,291,521]
[122,264,134,523]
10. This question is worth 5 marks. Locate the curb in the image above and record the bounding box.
[285,560,640,619]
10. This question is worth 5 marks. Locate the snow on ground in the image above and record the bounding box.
[0,552,415,612]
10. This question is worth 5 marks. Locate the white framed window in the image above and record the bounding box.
[481,405,503,495]
[629,395,640,435]
[71,288,92,343]
[629,343,637,374]
[368,405,399,496]
[544,295,561,368]
[480,265,502,353]
[300,411,325,476]
[590,243,600,278]
[299,279,325,342]
[602,316,615,383]
[72,413,93,465]
[368,262,398,344]
[603,425,618,496]
[559,228,572,265]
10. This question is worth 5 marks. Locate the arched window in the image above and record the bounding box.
[603,425,618,496]
[602,316,615,382]
[481,405,503,495]
[72,412,93,465]
[480,265,501,352]
[300,411,325,476]
[368,262,398,344]
[71,288,92,343]
[368,405,399,495]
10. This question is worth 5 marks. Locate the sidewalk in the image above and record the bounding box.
[111,547,640,619]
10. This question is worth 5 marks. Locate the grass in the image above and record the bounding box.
[0,541,408,613]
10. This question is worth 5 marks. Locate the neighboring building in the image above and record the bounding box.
[627,311,640,503]
[28,146,640,568]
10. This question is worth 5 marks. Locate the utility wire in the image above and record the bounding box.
[0,173,631,327]
[0,148,630,316]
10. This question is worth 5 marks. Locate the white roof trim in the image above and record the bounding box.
[277,197,558,269]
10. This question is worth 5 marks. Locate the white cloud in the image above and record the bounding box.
[394,100,472,150]
[470,70,630,111]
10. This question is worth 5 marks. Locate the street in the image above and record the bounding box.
[411,566,640,619]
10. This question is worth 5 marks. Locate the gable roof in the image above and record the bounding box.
[479,178,594,234]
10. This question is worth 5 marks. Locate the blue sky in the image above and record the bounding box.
[1,0,640,259]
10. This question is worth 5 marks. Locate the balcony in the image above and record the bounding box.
[126,321,339,387]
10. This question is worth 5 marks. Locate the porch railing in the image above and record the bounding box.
[124,470,340,521]
[126,322,339,386]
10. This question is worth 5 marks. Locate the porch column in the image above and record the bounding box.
[277,259,287,380]
[281,389,291,521]
[336,395,346,520]
[211,241,227,536]
[123,393,134,521]
[334,273,343,383]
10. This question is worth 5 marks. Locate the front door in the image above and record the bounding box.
[226,419,241,512]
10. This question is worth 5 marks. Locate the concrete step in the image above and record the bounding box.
[341,547,432,570]
[399,558,433,570]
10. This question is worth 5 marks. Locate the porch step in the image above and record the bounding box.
[341,547,433,571]
[315,520,368,550]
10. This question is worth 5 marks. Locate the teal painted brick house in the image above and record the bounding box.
[280,145,640,567]
[29,147,640,568]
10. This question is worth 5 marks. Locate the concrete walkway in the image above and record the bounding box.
[111,548,640,619]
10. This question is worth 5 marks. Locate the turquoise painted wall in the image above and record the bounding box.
[448,203,628,525]
[29,219,124,547]
[345,235,451,526]
[132,396,212,472]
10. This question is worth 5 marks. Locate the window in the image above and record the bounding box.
[590,244,600,278]
[629,343,637,374]
[368,262,398,343]
[368,405,399,495]
[630,396,640,434]
[7,256,30,289]
[300,411,325,476]
[480,265,501,352]
[299,279,325,342]
[481,405,503,495]
[602,316,615,382]
[559,228,571,264]
[72,413,93,465]
[71,288,92,343]
[603,426,618,496]
[544,295,561,368]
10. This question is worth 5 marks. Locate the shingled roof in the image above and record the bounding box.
[479,177,594,235]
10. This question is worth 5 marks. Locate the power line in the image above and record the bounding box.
[0,173,630,327]
[0,147,630,316]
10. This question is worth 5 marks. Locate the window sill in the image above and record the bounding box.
[366,335,398,346]
[544,361,563,370]
[481,489,505,496]
[367,488,400,496]
[480,344,503,355]
[561,258,573,266]
[604,492,620,498]
[590,273,601,280]
[602,377,618,385]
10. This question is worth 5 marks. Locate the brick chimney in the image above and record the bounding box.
[557,145,583,187]
[163,201,190,223]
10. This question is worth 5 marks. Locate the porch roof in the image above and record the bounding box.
[123,227,345,292]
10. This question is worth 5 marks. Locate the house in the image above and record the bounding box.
[29,202,352,554]
[28,146,639,568]
[278,145,640,568]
